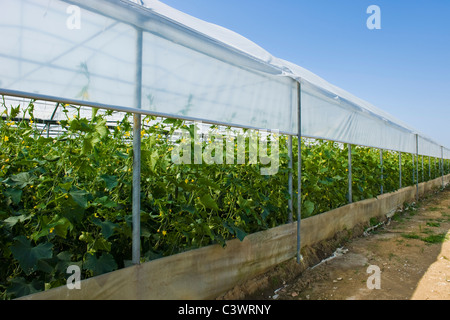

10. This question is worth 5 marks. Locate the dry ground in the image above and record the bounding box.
[240,187,450,301]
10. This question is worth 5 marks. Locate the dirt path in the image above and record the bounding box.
[255,188,450,300]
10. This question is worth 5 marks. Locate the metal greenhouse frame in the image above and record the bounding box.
[1,0,449,268]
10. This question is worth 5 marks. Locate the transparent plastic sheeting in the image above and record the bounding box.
[0,0,447,159]
[0,0,297,135]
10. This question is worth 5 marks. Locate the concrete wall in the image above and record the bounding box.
[19,174,450,300]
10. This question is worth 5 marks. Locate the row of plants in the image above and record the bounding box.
[1,99,449,298]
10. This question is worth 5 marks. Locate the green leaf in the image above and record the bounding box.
[304,200,315,217]
[58,181,72,193]
[94,119,109,139]
[83,253,117,276]
[198,177,220,190]
[261,208,270,221]
[162,118,178,124]
[234,227,247,241]
[181,205,196,214]
[3,188,23,205]
[3,214,31,228]
[199,194,219,211]
[36,259,55,274]
[69,118,92,133]
[223,222,247,241]
[52,217,73,239]
[8,172,36,189]
[43,155,61,162]
[82,134,99,155]
[92,218,118,240]
[319,167,329,174]
[9,236,53,275]
[318,178,332,185]
[57,251,73,262]
[100,175,118,190]
[9,105,21,118]
[143,150,159,172]
[92,237,111,252]
[93,196,117,208]
[237,196,255,215]
[7,277,42,299]
[69,189,90,209]
[114,151,128,159]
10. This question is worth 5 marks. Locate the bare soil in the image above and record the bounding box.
[221,187,450,300]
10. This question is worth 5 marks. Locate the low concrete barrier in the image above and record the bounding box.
[19,174,450,300]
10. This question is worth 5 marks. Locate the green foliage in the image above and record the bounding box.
[0,99,441,299]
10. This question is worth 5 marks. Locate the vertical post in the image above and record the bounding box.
[399,152,402,189]
[412,154,415,187]
[429,155,431,180]
[47,102,59,138]
[438,156,440,178]
[348,144,352,204]
[415,134,419,201]
[434,157,437,179]
[421,155,424,182]
[296,81,302,264]
[380,149,383,195]
[132,28,143,265]
[287,136,293,223]
[442,146,445,188]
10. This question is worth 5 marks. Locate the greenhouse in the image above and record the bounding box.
[1,0,449,299]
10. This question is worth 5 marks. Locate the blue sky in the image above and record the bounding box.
[159,0,450,148]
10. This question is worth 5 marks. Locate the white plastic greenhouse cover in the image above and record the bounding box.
[0,0,448,158]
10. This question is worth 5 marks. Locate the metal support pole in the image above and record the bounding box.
[296,81,303,264]
[287,135,293,223]
[434,157,437,179]
[429,156,432,179]
[132,28,143,265]
[442,146,445,188]
[348,144,352,204]
[380,149,383,195]
[399,152,402,189]
[412,154,415,187]
[421,155,424,183]
[415,134,419,201]
[47,102,59,138]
